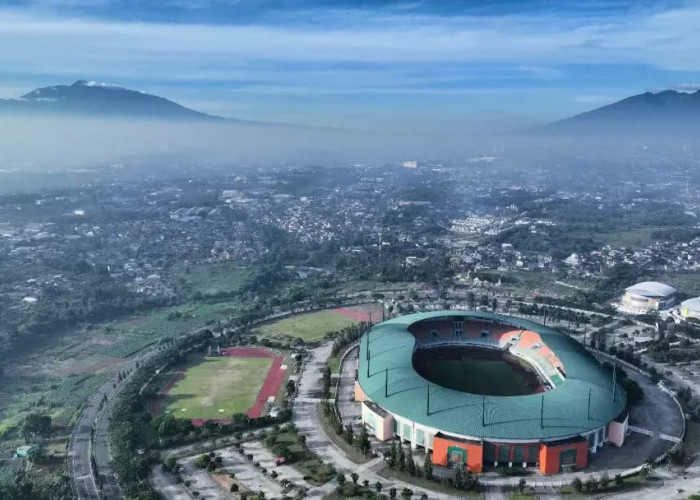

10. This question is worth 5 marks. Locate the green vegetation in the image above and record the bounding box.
[170,262,253,299]
[263,427,335,485]
[111,330,293,498]
[558,472,647,496]
[381,439,480,496]
[160,356,272,420]
[254,310,361,340]
[317,404,372,464]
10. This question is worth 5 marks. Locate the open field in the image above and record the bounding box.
[254,305,381,340]
[170,262,253,298]
[645,272,700,297]
[159,356,271,420]
[0,298,244,441]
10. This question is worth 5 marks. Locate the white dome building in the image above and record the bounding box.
[619,281,677,314]
[680,297,700,321]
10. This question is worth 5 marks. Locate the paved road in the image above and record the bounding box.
[69,358,141,500]
[69,394,99,500]
[293,343,458,499]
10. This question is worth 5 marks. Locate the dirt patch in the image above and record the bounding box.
[58,356,125,376]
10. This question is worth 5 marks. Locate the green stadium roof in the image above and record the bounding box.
[358,311,627,442]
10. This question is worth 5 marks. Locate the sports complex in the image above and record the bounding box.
[149,346,287,425]
[354,311,629,474]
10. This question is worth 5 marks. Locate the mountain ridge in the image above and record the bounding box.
[0,80,228,121]
[544,88,700,134]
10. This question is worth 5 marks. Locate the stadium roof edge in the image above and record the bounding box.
[358,310,627,441]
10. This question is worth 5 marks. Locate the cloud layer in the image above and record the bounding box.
[2,1,700,128]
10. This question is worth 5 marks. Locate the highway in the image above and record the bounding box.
[69,360,139,500]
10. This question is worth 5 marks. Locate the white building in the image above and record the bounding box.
[619,281,677,315]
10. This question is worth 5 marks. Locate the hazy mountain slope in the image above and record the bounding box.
[544,89,700,135]
[0,80,225,120]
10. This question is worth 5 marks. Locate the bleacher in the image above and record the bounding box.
[509,330,565,387]
[408,320,567,388]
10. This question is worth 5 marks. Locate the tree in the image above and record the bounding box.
[517,478,526,493]
[454,466,464,490]
[336,473,346,487]
[230,484,239,493]
[162,456,178,473]
[22,413,52,442]
[614,474,624,487]
[358,425,371,455]
[389,487,397,499]
[406,448,416,476]
[350,472,359,485]
[622,379,644,405]
[195,454,210,469]
[423,454,433,480]
[375,482,383,493]
[401,487,413,499]
[388,440,397,469]
[345,424,354,445]
[322,365,332,398]
[467,292,476,310]
[26,445,41,463]
[397,443,406,471]
[571,477,583,493]
[583,478,597,494]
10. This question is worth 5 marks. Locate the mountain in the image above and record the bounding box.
[0,80,225,120]
[544,89,700,135]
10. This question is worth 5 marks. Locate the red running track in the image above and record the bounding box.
[148,369,184,416]
[150,347,285,426]
[334,307,376,321]
[220,347,285,418]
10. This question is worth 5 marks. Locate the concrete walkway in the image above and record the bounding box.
[293,342,460,499]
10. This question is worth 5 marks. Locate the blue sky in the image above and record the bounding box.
[2,0,700,130]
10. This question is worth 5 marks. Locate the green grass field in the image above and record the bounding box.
[423,359,532,396]
[161,356,271,419]
[253,309,360,340]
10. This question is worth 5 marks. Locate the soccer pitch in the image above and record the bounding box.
[423,359,532,397]
[161,356,272,419]
[254,309,360,340]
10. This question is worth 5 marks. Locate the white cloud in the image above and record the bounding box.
[1,5,700,77]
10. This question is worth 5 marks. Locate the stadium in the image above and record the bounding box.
[618,281,677,314]
[353,311,628,474]
[680,297,700,321]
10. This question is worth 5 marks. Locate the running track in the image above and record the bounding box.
[334,307,377,322]
[150,347,285,426]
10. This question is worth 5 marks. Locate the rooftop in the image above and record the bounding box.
[625,281,677,298]
[357,311,627,441]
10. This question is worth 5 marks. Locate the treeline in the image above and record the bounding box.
[516,302,591,325]
[383,439,480,493]
[109,328,292,498]
[0,269,170,361]
[321,402,372,456]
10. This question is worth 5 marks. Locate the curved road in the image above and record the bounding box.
[69,357,141,500]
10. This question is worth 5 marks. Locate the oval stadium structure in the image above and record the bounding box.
[353,311,628,474]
